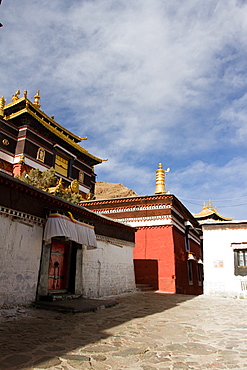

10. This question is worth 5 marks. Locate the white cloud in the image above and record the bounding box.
[2,0,247,218]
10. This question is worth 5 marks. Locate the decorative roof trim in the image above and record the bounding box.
[83,194,174,205]
[0,206,45,226]
[91,204,172,214]
[96,234,134,248]
[194,208,234,221]
[6,106,103,164]
[0,172,135,231]
[5,97,81,141]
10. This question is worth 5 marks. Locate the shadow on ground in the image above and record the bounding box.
[0,292,196,369]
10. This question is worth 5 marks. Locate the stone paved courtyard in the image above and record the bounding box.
[1,292,247,370]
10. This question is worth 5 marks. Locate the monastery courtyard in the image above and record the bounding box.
[1,292,247,370]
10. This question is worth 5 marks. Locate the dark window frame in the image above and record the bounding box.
[234,249,247,276]
[185,226,190,252]
[187,260,193,285]
[197,264,203,286]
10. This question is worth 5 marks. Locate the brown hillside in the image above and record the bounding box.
[94,181,138,200]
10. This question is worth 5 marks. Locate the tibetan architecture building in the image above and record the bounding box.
[194,201,234,223]
[0,90,105,199]
[82,164,203,295]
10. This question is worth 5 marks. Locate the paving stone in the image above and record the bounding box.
[91,354,107,361]
[44,345,66,352]
[67,360,92,369]
[31,356,61,368]
[82,344,117,352]
[1,294,247,369]
[112,347,148,357]
[60,354,90,361]
[173,362,190,369]
[0,354,32,369]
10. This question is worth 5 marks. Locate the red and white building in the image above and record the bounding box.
[82,164,203,295]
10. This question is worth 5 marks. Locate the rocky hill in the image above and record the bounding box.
[94,181,138,200]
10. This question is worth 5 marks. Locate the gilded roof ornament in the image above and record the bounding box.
[194,201,234,222]
[0,96,5,117]
[19,155,25,163]
[11,90,20,102]
[155,163,170,194]
[23,90,28,99]
[79,137,88,140]
[203,200,216,211]
[33,90,41,108]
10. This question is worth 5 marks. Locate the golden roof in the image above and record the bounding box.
[194,201,234,221]
[3,90,106,164]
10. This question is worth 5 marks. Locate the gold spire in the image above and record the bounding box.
[11,90,20,102]
[33,90,41,108]
[155,163,170,194]
[202,200,216,211]
[0,96,5,117]
[23,90,28,99]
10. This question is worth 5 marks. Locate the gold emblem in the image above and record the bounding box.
[37,147,45,162]
[2,138,9,146]
[70,179,79,194]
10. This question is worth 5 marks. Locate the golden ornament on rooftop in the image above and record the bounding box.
[33,90,41,108]
[155,163,170,194]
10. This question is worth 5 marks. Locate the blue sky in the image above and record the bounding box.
[1,0,247,219]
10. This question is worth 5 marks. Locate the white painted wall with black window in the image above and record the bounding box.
[202,221,247,298]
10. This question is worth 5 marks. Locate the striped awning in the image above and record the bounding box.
[43,213,97,249]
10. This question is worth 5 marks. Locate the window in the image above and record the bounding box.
[185,226,190,252]
[78,171,84,184]
[234,249,247,276]
[187,261,193,285]
[55,154,69,177]
[197,264,203,286]
[37,147,45,162]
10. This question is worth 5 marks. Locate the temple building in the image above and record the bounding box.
[193,202,247,298]
[0,90,137,308]
[82,164,203,295]
[194,201,234,223]
[0,167,136,308]
[0,90,105,199]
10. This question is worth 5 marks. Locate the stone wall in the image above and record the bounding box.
[0,212,43,307]
[203,224,247,297]
[82,235,136,298]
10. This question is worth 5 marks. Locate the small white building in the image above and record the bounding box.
[0,172,136,308]
[202,221,247,298]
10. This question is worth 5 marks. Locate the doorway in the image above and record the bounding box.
[48,239,70,291]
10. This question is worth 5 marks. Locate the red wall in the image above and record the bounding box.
[173,228,203,295]
[134,226,176,293]
[134,259,159,290]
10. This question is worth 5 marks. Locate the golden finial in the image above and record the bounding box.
[19,155,25,163]
[51,115,55,120]
[79,136,88,140]
[33,90,41,108]
[203,200,216,211]
[155,163,170,194]
[0,96,5,117]
[23,90,28,99]
[11,90,20,102]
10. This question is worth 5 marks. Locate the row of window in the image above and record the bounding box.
[188,261,203,286]
[36,147,85,183]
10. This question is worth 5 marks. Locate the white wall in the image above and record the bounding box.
[0,212,136,306]
[82,235,136,298]
[203,225,247,297]
[0,213,43,307]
